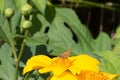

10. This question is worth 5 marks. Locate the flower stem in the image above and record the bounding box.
[14,30,29,80]
[10,42,18,61]
[7,19,18,61]
[55,1,117,11]
[81,1,116,10]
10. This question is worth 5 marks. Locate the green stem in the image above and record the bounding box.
[23,73,32,80]
[15,34,25,38]
[82,1,116,11]
[18,30,28,61]
[55,1,117,11]
[10,42,18,61]
[8,18,12,32]
[7,19,18,61]
[14,30,29,80]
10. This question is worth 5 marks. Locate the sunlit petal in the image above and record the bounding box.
[102,72,118,80]
[38,67,52,74]
[49,71,78,80]
[52,67,67,76]
[69,54,100,74]
[23,55,51,75]
[75,54,100,65]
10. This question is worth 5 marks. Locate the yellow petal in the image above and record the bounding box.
[50,71,77,80]
[76,70,118,80]
[26,55,51,66]
[69,65,80,74]
[52,67,67,76]
[23,55,51,75]
[69,64,99,75]
[69,54,100,74]
[102,72,118,79]
[23,61,41,75]
[75,54,100,65]
[49,57,73,76]
[38,67,52,74]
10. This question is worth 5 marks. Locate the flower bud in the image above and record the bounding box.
[22,20,32,29]
[21,4,33,16]
[4,8,14,18]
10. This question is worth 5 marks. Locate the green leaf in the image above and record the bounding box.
[0,43,15,80]
[114,25,120,39]
[0,17,12,44]
[26,33,48,45]
[112,25,120,54]
[11,11,21,34]
[100,58,117,74]
[96,51,119,74]
[14,0,27,11]
[47,8,94,56]
[56,8,93,42]
[30,13,50,35]
[0,13,5,27]
[0,26,9,44]
[4,0,17,10]
[47,14,77,55]
[0,18,9,43]
[94,32,111,51]
[0,0,4,13]
[31,0,47,14]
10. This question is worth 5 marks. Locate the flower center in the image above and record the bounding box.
[50,57,72,68]
[77,70,109,80]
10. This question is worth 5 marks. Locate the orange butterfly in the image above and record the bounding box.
[59,50,71,58]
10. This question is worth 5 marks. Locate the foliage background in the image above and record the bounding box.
[0,0,120,80]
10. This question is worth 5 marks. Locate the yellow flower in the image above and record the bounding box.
[23,50,74,76]
[23,50,100,76]
[47,71,118,80]
[76,70,118,80]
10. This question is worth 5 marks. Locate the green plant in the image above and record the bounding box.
[0,0,120,80]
